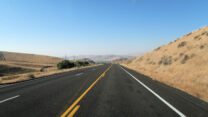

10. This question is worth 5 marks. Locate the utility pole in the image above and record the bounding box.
[0,52,6,61]
[64,54,68,60]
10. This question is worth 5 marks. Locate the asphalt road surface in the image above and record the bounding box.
[0,64,208,117]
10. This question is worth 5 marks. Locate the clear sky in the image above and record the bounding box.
[0,0,208,57]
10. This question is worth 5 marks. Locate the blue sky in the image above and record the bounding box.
[0,0,208,57]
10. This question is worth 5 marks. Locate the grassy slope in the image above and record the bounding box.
[0,51,64,83]
[0,51,64,73]
[120,26,208,102]
[1,51,62,64]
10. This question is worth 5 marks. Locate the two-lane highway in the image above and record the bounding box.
[0,64,208,117]
[0,65,109,117]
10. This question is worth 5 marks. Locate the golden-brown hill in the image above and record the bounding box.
[0,51,64,83]
[0,51,98,84]
[119,26,208,102]
[0,51,62,64]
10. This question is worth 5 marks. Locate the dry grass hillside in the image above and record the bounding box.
[120,26,208,102]
[0,51,65,84]
[0,51,62,64]
[0,51,63,72]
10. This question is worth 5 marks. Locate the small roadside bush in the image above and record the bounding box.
[158,56,172,65]
[180,53,196,64]
[83,61,90,66]
[181,55,190,64]
[201,31,207,36]
[179,53,184,57]
[194,35,201,40]
[178,41,187,48]
[200,45,204,49]
[74,61,81,67]
[148,61,155,65]
[28,74,35,79]
[74,61,89,67]
[57,60,75,69]
[186,32,192,36]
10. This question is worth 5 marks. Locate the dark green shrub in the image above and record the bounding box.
[74,61,90,67]
[181,55,190,64]
[74,61,81,67]
[200,45,204,49]
[201,31,207,35]
[158,56,172,65]
[194,35,201,40]
[180,54,195,64]
[84,61,90,65]
[179,53,184,57]
[148,61,155,65]
[28,74,35,79]
[57,60,75,69]
[186,32,192,36]
[178,41,187,48]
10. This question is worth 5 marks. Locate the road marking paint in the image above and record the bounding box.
[0,84,14,89]
[67,105,80,117]
[120,66,186,117]
[75,73,83,76]
[0,95,20,104]
[61,65,112,117]
[92,68,96,71]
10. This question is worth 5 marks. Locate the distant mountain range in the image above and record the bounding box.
[66,55,135,62]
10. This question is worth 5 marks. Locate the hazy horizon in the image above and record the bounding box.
[1,0,208,57]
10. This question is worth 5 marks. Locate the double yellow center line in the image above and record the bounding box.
[61,65,112,117]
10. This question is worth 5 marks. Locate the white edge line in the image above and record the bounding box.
[0,95,20,104]
[120,66,186,117]
[75,73,83,76]
[0,84,14,89]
